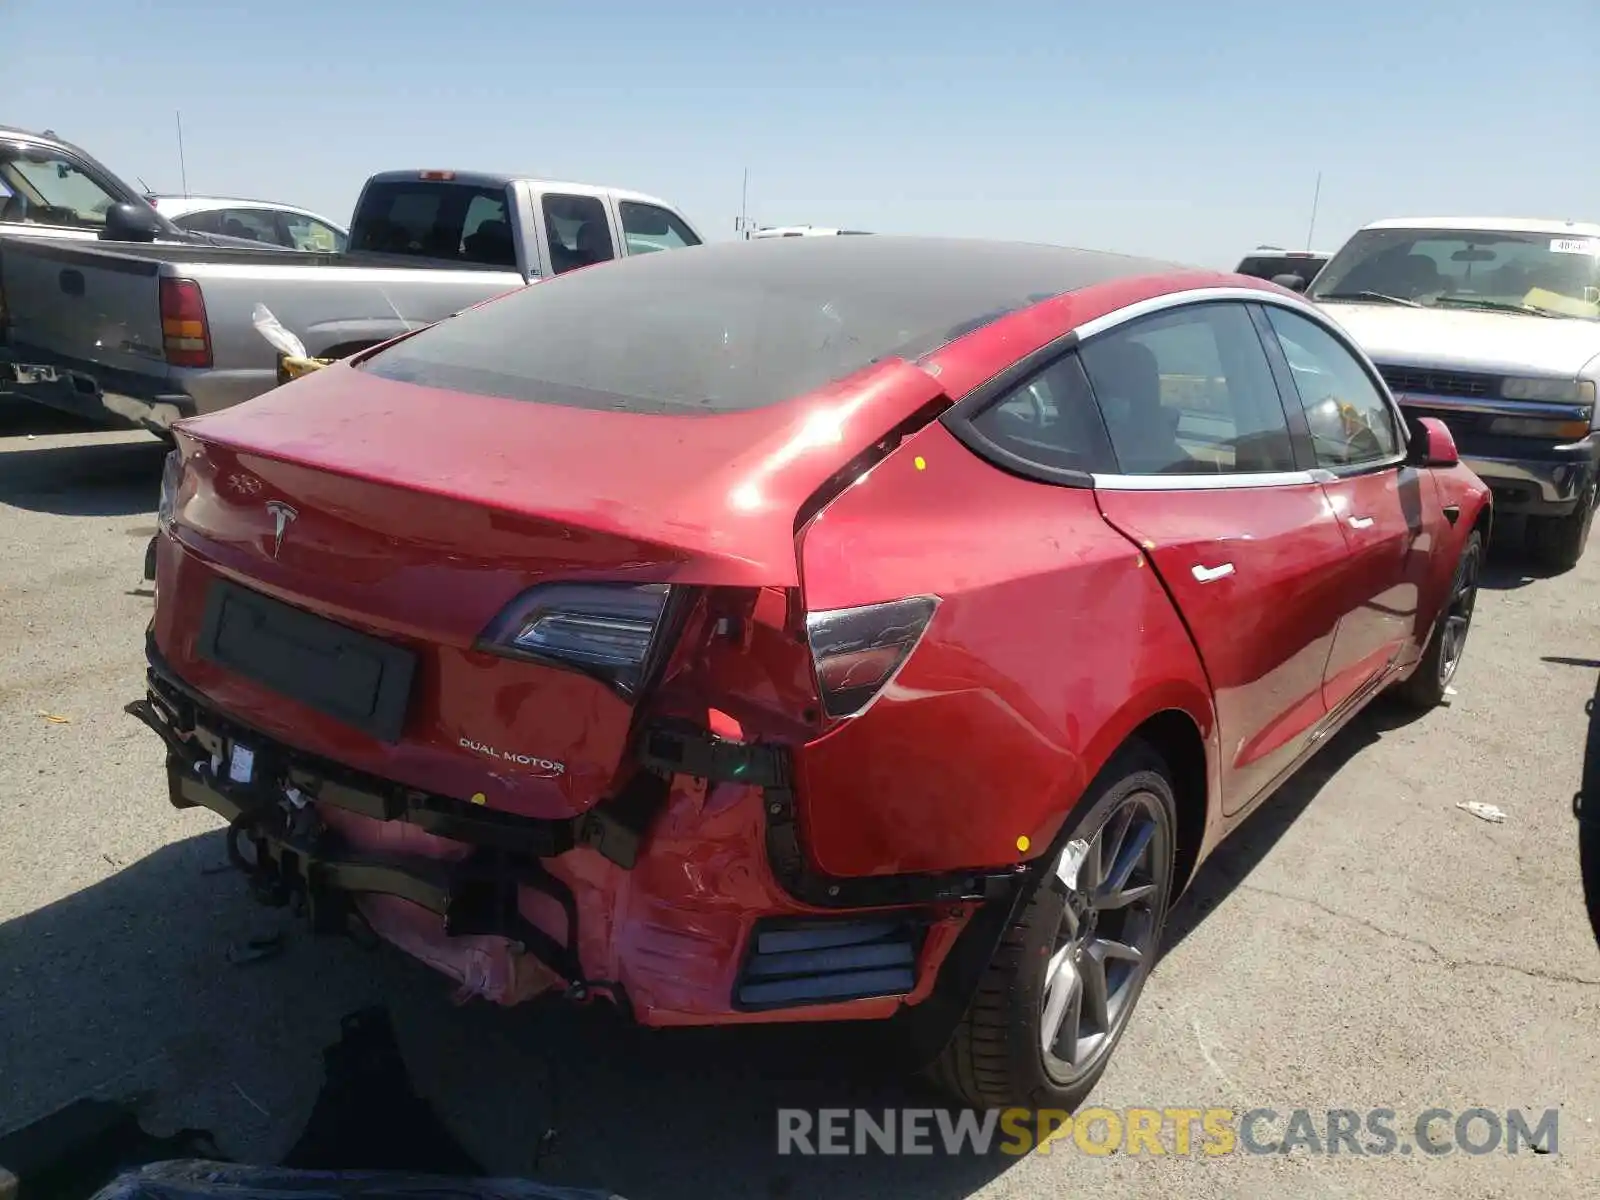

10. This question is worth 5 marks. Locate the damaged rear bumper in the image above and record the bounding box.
[1,344,196,435]
[129,638,1029,1049]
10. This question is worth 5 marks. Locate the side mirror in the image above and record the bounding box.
[101,201,165,243]
[1271,272,1309,293]
[1409,416,1459,468]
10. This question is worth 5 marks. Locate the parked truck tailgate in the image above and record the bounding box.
[1,237,175,374]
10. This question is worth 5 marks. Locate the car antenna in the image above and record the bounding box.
[175,110,189,197]
[1305,170,1323,251]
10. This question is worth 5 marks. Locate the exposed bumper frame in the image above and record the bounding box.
[129,632,1038,1055]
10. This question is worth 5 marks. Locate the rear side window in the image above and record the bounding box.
[283,211,345,253]
[351,182,514,265]
[544,193,615,274]
[1081,303,1296,475]
[619,201,700,255]
[969,355,1114,476]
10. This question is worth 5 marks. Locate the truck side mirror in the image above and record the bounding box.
[1271,272,1309,293]
[102,202,165,243]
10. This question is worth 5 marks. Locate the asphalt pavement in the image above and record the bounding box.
[1,397,1597,1199]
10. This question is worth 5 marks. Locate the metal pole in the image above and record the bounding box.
[740,167,749,239]
[176,110,189,197]
[1305,171,1322,251]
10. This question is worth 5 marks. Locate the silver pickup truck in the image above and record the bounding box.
[0,169,704,433]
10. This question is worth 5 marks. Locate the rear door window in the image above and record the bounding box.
[619,201,700,255]
[219,208,284,245]
[282,211,346,253]
[351,182,515,265]
[1081,302,1297,475]
[543,193,615,274]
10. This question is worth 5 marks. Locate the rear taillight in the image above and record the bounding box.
[477,582,673,696]
[159,277,211,368]
[805,596,938,719]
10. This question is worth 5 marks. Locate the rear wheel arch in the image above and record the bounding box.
[1122,710,1210,895]
[1065,682,1215,897]
[1049,700,1213,897]
[1471,494,1493,547]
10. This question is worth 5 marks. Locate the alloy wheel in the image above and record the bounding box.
[1040,790,1171,1085]
[1438,541,1481,687]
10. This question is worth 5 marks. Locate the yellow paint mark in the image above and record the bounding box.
[1016,835,1031,853]
[1141,539,1156,551]
[470,791,487,806]
[913,455,927,471]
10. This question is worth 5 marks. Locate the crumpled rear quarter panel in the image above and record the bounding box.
[794,421,1217,878]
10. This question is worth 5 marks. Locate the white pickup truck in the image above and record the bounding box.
[1308,217,1600,569]
[0,169,703,434]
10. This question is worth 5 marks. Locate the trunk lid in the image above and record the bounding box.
[161,356,948,817]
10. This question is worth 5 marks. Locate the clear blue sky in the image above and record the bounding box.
[7,0,1596,267]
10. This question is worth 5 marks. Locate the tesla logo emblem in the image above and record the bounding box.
[265,501,297,559]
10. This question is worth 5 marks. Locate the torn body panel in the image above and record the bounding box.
[137,648,974,1025]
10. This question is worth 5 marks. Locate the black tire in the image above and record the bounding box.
[1394,529,1482,709]
[926,741,1177,1111]
[1527,487,1596,573]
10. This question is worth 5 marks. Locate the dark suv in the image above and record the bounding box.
[1233,247,1331,292]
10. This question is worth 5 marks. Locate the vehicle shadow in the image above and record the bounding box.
[0,395,101,438]
[0,831,1013,1200]
[1161,697,1421,955]
[1478,515,1569,591]
[1563,661,1600,953]
[0,433,166,518]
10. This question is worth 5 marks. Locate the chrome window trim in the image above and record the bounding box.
[1091,469,1327,491]
[1071,286,1328,340]
[1077,285,1419,474]
[1314,450,1410,479]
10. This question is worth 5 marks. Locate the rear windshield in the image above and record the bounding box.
[1235,254,1327,282]
[360,238,1141,415]
[349,181,517,267]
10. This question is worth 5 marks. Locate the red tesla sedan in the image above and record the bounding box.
[132,236,1489,1110]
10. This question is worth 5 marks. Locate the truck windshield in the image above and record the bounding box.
[1311,228,1600,320]
[0,146,122,230]
[349,181,518,268]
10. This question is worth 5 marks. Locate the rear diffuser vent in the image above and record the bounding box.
[734,916,921,1010]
